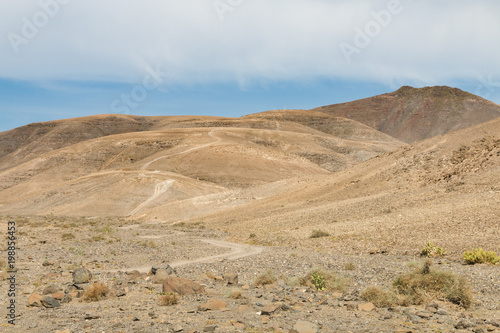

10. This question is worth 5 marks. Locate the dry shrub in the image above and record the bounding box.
[344,262,356,271]
[228,289,243,299]
[309,230,330,239]
[158,293,178,306]
[254,269,277,286]
[61,233,75,241]
[393,260,472,308]
[300,268,350,292]
[360,286,400,308]
[83,282,110,302]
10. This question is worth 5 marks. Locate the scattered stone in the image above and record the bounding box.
[127,270,143,282]
[43,285,59,295]
[41,296,60,308]
[173,324,184,332]
[358,302,375,312]
[61,294,72,304]
[151,264,175,276]
[51,292,65,300]
[436,309,450,316]
[261,304,280,315]
[73,268,92,284]
[42,260,57,267]
[331,292,343,299]
[223,272,238,285]
[199,299,227,311]
[456,319,475,330]
[162,277,206,296]
[153,268,173,284]
[416,310,432,318]
[203,325,217,332]
[292,320,319,333]
[84,314,101,320]
[27,292,43,307]
[54,330,70,333]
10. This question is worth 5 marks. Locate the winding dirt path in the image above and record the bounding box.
[106,238,263,273]
[140,130,222,170]
[128,180,175,216]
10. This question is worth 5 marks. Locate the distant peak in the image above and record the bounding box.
[391,85,478,99]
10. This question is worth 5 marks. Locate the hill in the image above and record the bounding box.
[312,86,500,143]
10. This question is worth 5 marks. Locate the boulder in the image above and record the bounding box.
[41,296,60,308]
[72,268,92,284]
[162,277,205,296]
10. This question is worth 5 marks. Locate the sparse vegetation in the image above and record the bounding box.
[300,268,350,292]
[61,233,75,241]
[360,286,400,308]
[344,262,356,271]
[227,289,243,299]
[254,269,277,286]
[311,272,325,290]
[83,282,110,302]
[463,248,499,265]
[393,260,472,308]
[309,230,330,239]
[158,293,178,306]
[420,242,446,257]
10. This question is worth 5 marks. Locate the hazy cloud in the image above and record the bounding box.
[1,0,499,86]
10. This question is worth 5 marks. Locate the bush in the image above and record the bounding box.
[463,248,499,265]
[393,260,472,308]
[254,269,277,286]
[300,268,349,292]
[309,230,330,239]
[83,282,109,302]
[158,293,178,306]
[420,242,446,257]
[227,289,243,299]
[360,286,400,308]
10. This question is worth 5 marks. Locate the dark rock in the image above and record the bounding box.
[41,296,60,308]
[72,268,92,284]
[42,285,59,295]
[151,264,175,276]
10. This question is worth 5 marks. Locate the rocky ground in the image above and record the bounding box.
[0,215,499,332]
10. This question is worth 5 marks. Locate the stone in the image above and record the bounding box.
[436,309,450,316]
[261,304,280,315]
[199,299,227,311]
[61,294,72,303]
[27,292,43,307]
[162,277,205,296]
[42,260,57,267]
[127,270,143,282]
[331,292,343,299]
[173,324,184,332]
[72,268,92,284]
[292,320,319,333]
[358,302,375,312]
[151,264,175,276]
[203,325,217,332]
[43,285,59,295]
[456,319,475,329]
[417,310,432,318]
[51,292,65,300]
[152,268,173,284]
[223,272,238,285]
[41,296,60,308]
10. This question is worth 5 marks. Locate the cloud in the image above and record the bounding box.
[0,0,499,86]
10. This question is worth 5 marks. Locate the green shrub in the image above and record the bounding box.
[463,248,499,265]
[393,260,472,308]
[300,268,349,292]
[420,242,446,257]
[309,230,330,239]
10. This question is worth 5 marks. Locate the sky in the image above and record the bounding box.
[1,0,499,132]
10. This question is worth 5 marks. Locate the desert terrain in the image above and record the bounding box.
[0,86,499,332]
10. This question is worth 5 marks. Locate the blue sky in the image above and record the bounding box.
[1,0,499,132]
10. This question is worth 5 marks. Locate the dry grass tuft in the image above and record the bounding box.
[309,230,330,239]
[360,286,400,308]
[158,293,178,306]
[61,233,75,241]
[393,260,473,308]
[227,289,243,299]
[254,269,277,286]
[82,282,110,302]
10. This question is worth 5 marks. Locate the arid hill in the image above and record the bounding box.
[0,110,402,217]
[312,86,500,142]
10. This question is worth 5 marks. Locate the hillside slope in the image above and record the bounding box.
[312,86,500,142]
